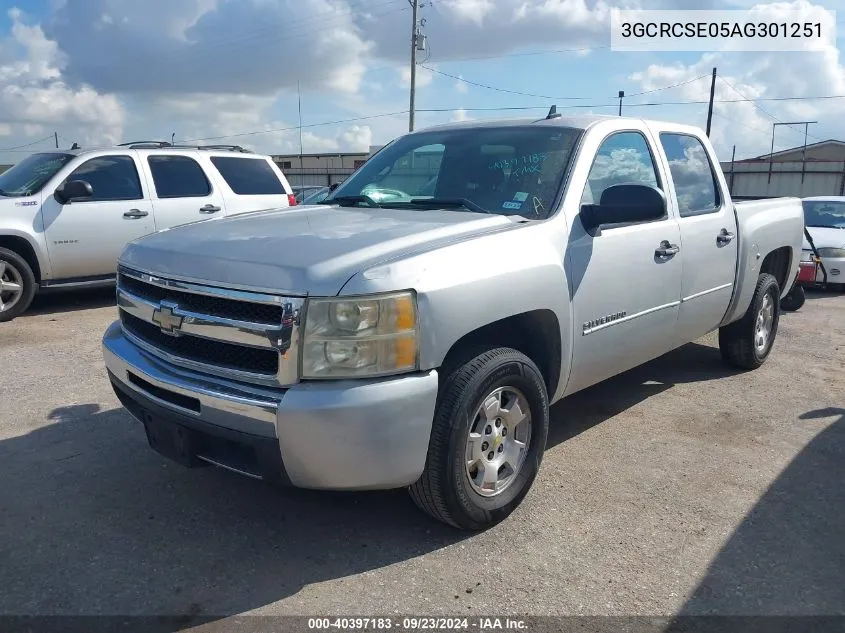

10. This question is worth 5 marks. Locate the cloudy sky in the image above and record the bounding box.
[0,0,843,165]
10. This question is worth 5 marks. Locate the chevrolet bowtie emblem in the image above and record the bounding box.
[152,303,183,335]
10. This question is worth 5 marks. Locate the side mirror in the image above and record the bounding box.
[580,183,666,236]
[54,179,93,204]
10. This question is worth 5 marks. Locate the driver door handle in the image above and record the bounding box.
[717,228,735,244]
[199,204,221,214]
[123,209,148,219]
[655,240,680,258]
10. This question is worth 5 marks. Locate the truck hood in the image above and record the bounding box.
[804,226,845,250]
[119,204,520,296]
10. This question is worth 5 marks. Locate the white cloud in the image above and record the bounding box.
[450,108,474,122]
[0,9,125,149]
[455,76,468,93]
[399,64,434,89]
[627,1,845,159]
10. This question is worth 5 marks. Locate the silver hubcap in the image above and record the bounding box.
[755,292,775,353]
[0,260,24,313]
[465,386,532,497]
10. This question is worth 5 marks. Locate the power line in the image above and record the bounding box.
[717,76,824,141]
[0,135,55,152]
[181,111,411,142]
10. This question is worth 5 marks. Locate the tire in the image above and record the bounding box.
[718,273,781,370]
[0,247,37,323]
[408,346,550,531]
[779,283,805,312]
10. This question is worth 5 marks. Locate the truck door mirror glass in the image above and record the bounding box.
[580,183,666,236]
[54,179,93,204]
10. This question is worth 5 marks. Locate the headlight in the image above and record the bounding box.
[816,247,845,258]
[301,290,418,379]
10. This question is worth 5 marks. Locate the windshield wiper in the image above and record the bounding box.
[408,198,489,214]
[322,194,381,208]
[807,224,844,229]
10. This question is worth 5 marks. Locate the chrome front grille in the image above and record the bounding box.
[116,266,304,387]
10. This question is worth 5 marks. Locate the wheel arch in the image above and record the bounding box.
[0,234,42,284]
[438,309,563,400]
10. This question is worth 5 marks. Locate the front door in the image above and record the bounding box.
[42,153,155,280]
[145,153,227,229]
[565,129,683,396]
[656,131,739,346]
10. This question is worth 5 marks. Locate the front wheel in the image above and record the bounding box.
[408,347,549,531]
[719,273,781,370]
[0,247,37,323]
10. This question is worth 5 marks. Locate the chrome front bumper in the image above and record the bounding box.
[103,320,440,490]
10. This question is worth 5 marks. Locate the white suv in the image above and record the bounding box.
[0,142,297,321]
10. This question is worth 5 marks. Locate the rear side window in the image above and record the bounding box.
[147,155,211,198]
[65,155,142,202]
[659,133,721,217]
[210,157,285,195]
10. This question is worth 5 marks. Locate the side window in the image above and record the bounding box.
[659,133,720,217]
[147,155,211,198]
[65,155,142,202]
[209,157,285,195]
[581,131,661,207]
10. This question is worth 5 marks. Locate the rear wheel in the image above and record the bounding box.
[0,248,36,322]
[719,273,780,370]
[408,346,549,531]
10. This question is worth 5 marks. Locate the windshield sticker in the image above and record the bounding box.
[15,200,38,207]
[513,191,529,202]
[502,201,522,210]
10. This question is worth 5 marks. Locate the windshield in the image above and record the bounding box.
[327,125,582,218]
[0,153,73,197]
[802,200,845,229]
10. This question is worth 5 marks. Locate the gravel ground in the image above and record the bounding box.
[1,287,843,626]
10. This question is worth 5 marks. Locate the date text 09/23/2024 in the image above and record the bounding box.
[307,617,528,631]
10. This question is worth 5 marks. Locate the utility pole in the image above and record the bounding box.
[54,131,58,148]
[171,132,175,145]
[617,91,624,116]
[297,78,304,166]
[705,67,717,137]
[408,0,420,132]
[767,120,817,185]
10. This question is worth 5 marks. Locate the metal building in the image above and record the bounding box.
[721,139,845,199]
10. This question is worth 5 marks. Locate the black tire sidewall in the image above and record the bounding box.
[0,248,36,322]
[440,350,549,529]
[780,284,805,311]
[751,275,781,363]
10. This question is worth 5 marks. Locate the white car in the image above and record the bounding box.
[801,196,845,288]
[0,142,297,321]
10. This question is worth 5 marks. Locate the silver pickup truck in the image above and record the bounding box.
[102,114,804,530]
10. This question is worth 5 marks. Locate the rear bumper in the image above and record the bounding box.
[103,320,439,490]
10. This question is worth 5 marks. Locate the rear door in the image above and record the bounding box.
[42,152,155,280]
[656,130,739,346]
[565,127,684,395]
[207,155,291,216]
[144,153,226,229]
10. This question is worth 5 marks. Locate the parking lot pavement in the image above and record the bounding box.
[1,287,844,623]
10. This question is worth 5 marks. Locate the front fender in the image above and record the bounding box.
[340,221,573,401]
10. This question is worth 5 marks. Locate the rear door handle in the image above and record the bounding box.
[717,228,735,244]
[655,240,680,258]
[123,209,148,219]
[199,204,221,214]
